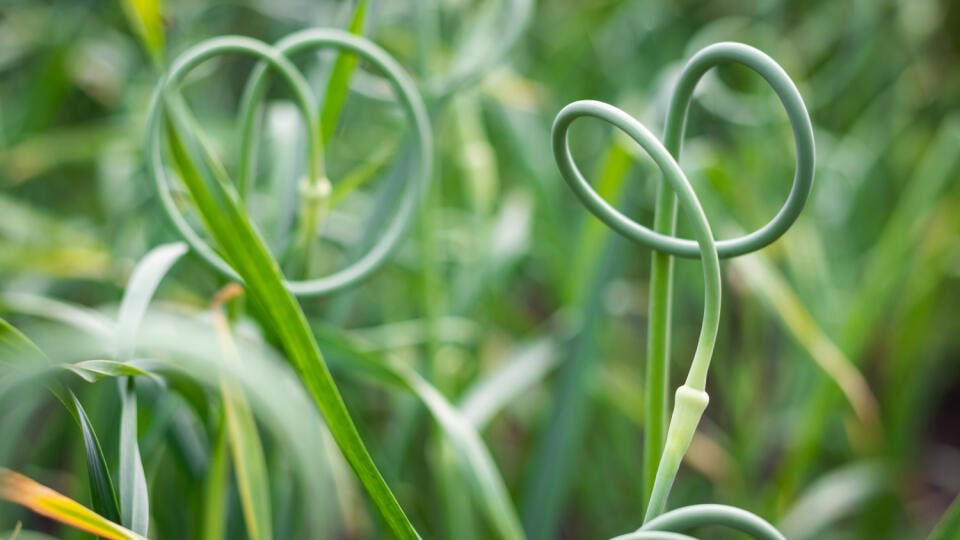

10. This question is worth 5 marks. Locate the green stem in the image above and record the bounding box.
[230,30,432,297]
[614,504,785,540]
[553,41,813,523]
[287,176,331,279]
[643,42,814,512]
[146,33,431,539]
[554,99,723,526]
[643,183,676,504]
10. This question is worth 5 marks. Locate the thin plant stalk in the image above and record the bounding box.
[642,43,815,512]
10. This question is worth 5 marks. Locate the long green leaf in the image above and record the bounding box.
[62,360,159,385]
[114,242,187,534]
[314,324,524,540]
[213,289,273,540]
[120,0,165,68]
[320,0,368,146]
[116,242,187,361]
[165,109,417,537]
[0,319,42,358]
[2,320,126,527]
[0,293,113,339]
[778,462,886,539]
[117,380,148,535]
[202,417,231,540]
[731,252,879,429]
[458,338,558,430]
[66,391,122,524]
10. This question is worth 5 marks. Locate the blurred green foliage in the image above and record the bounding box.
[1,0,959,538]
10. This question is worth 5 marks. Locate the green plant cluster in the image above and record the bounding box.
[1,1,959,539]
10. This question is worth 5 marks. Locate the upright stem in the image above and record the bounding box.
[286,110,328,279]
[642,184,677,504]
[642,89,688,509]
[553,42,814,527]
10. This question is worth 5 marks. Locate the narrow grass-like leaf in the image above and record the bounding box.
[62,360,159,385]
[219,375,273,540]
[405,372,523,540]
[0,293,113,339]
[0,468,146,540]
[120,0,165,68]
[114,242,186,534]
[202,417,230,540]
[523,140,630,540]
[116,242,187,361]
[778,462,886,539]
[731,252,880,430]
[328,142,396,207]
[65,391,122,524]
[4,521,21,540]
[458,338,558,429]
[117,380,149,535]
[4,313,141,532]
[164,106,417,538]
[0,319,42,357]
[3,528,57,540]
[212,285,273,540]
[320,0,368,146]
[314,324,524,540]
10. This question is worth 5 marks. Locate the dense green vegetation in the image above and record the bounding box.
[1,0,959,538]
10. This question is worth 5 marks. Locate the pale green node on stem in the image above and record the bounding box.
[143,30,433,539]
[148,30,433,298]
[552,97,722,525]
[552,40,814,537]
[644,386,709,522]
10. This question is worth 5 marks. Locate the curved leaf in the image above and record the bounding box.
[116,242,187,361]
[62,360,159,385]
[0,468,146,540]
[320,0,368,146]
[120,0,165,68]
[64,391,122,524]
[458,338,558,430]
[212,287,273,540]
[114,242,187,535]
[314,324,524,540]
[165,96,418,538]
